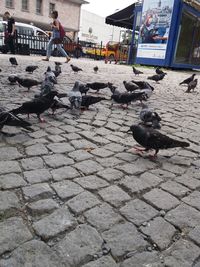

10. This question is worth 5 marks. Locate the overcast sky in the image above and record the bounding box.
[82,0,136,17]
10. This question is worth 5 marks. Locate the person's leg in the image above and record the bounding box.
[56,44,71,62]
[43,38,54,60]
[9,36,15,54]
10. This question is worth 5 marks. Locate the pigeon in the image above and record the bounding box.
[68,81,82,109]
[147,73,166,83]
[55,62,62,66]
[86,82,109,93]
[140,104,161,129]
[9,57,18,66]
[132,66,143,76]
[111,91,146,108]
[180,74,196,85]
[51,98,70,114]
[94,66,98,73]
[128,124,189,158]
[81,96,106,109]
[155,67,166,75]
[123,81,139,92]
[108,82,117,94]
[53,62,62,77]
[131,81,154,91]
[25,65,38,74]
[79,84,90,95]
[44,66,57,84]
[132,81,154,100]
[70,64,83,73]
[10,91,58,122]
[0,107,33,135]
[15,77,42,91]
[186,79,198,93]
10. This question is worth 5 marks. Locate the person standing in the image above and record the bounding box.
[42,11,70,63]
[4,11,16,54]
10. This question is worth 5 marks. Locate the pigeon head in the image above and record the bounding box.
[72,81,80,91]
[46,66,52,72]
[192,74,196,78]
[123,81,126,85]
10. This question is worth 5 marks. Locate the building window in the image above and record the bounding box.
[49,3,55,15]
[36,0,43,15]
[22,0,29,11]
[5,0,14,8]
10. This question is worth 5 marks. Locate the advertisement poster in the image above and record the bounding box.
[137,0,175,59]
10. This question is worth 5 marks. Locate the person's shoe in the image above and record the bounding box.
[65,57,71,63]
[42,58,49,61]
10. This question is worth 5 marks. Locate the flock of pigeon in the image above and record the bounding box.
[0,57,195,160]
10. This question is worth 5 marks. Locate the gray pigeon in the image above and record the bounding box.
[140,104,161,129]
[123,81,139,92]
[68,81,82,109]
[186,79,198,93]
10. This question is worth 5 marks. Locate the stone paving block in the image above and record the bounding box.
[175,175,200,190]
[27,199,59,217]
[47,142,74,154]
[63,132,81,140]
[0,217,32,255]
[71,139,97,150]
[29,130,47,139]
[55,224,103,267]
[51,166,80,181]
[120,252,162,267]
[140,217,176,250]
[0,160,21,174]
[67,191,100,214]
[43,154,74,168]
[22,183,54,202]
[96,157,124,168]
[21,157,44,170]
[0,191,20,216]
[24,169,52,184]
[140,172,163,187]
[150,168,176,179]
[188,225,200,246]
[0,240,64,267]
[182,191,200,211]
[164,239,200,267]
[0,147,22,161]
[161,162,186,175]
[97,168,124,181]
[59,124,80,133]
[84,203,123,232]
[104,143,126,152]
[25,144,48,156]
[47,135,66,143]
[102,223,147,260]
[74,160,103,175]
[74,175,109,190]
[120,176,151,194]
[99,185,131,207]
[143,188,180,211]
[0,173,26,189]
[160,180,190,198]
[33,207,76,240]
[82,256,119,267]
[120,199,158,226]
[115,152,138,162]
[68,149,93,161]
[116,163,147,175]
[165,203,200,230]
[52,180,84,200]
[90,148,114,158]
[46,127,64,135]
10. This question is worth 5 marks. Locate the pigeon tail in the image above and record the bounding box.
[170,140,190,148]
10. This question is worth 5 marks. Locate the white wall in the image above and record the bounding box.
[79,9,123,45]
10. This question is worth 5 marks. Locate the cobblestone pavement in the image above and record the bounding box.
[0,54,200,267]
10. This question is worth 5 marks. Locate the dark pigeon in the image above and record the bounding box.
[131,80,154,91]
[25,65,38,73]
[94,66,98,73]
[70,64,82,73]
[128,124,189,158]
[180,74,196,85]
[15,77,42,91]
[111,91,146,108]
[81,96,106,109]
[10,91,58,122]
[147,73,166,82]
[123,81,139,92]
[186,79,198,93]
[0,107,33,135]
[108,82,117,94]
[155,67,166,75]
[140,104,161,129]
[9,57,18,66]
[86,82,109,93]
[8,74,18,84]
[132,66,143,76]
[79,84,90,95]
[53,63,62,77]
[68,81,82,109]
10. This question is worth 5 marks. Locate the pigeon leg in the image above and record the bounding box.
[149,149,159,160]
[27,114,30,120]
[132,146,146,153]
[37,115,46,123]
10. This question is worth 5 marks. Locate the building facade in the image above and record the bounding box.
[79,9,123,45]
[0,0,87,39]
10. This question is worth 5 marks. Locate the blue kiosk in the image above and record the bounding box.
[106,0,200,69]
